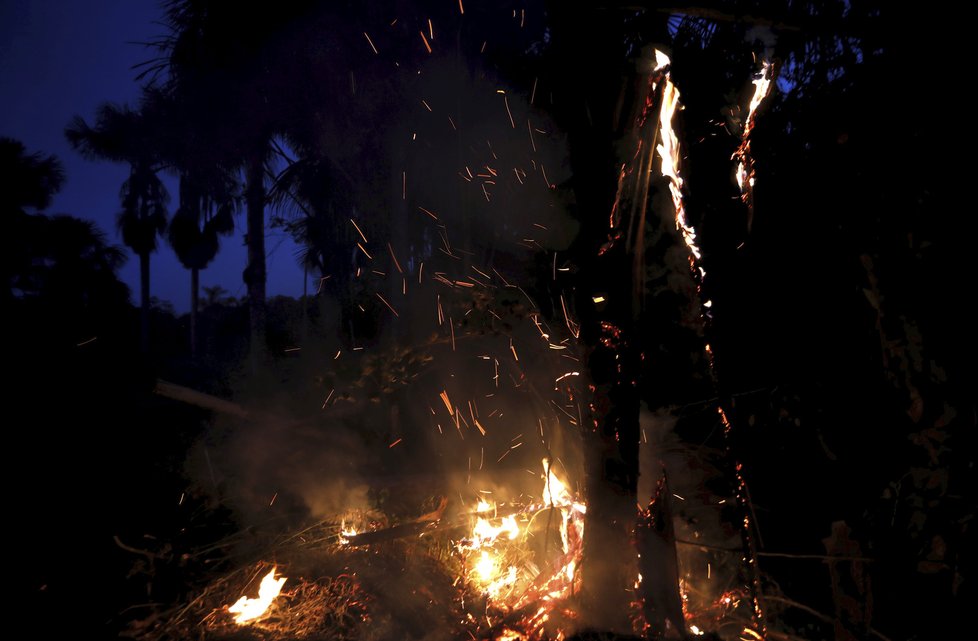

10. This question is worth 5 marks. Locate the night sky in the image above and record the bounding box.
[0,0,306,312]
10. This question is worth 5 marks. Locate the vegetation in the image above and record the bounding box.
[2,2,969,640]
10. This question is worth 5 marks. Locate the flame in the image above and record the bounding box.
[745,62,773,137]
[460,498,521,598]
[734,61,774,219]
[339,520,358,545]
[228,568,287,624]
[456,460,585,616]
[652,51,703,279]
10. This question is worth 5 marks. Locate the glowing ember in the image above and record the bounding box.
[228,568,287,624]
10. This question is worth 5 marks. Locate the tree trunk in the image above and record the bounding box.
[545,6,679,632]
[244,151,266,367]
[139,251,151,354]
[301,265,308,344]
[550,22,641,633]
[190,267,199,360]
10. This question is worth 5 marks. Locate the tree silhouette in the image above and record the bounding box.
[1,137,67,303]
[153,0,320,365]
[2,138,130,338]
[151,82,240,360]
[66,102,170,353]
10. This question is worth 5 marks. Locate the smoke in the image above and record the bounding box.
[187,413,372,526]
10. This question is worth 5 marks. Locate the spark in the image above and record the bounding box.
[375,293,399,317]
[357,242,373,260]
[541,164,553,189]
[440,390,454,415]
[387,243,403,273]
[350,218,368,243]
[363,32,378,55]
[504,95,516,128]
[419,30,432,53]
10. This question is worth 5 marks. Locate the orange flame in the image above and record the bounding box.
[652,51,703,279]
[457,460,585,612]
[734,61,774,219]
[228,568,287,624]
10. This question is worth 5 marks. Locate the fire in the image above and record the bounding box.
[227,567,287,624]
[745,62,773,137]
[652,51,704,279]
[339,520,358,544]
[456,459,586,618]
[459,497,522,598]
[734,61,775,227]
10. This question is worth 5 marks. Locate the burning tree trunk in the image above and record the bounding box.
[546,21,637,634]
[637,472,686,637]
[547,6,683,631]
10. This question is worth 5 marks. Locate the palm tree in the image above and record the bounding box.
[66,102,170,353]
[167,166,238,358]
[152,0,317,365]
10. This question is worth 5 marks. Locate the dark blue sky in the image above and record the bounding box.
[1,0,306,312]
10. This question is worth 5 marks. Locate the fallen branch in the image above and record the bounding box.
[676,538,875,562]
[764,594,894,641]
[153,380,249,419]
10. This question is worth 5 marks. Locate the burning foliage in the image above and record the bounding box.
[124,462,586,641]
